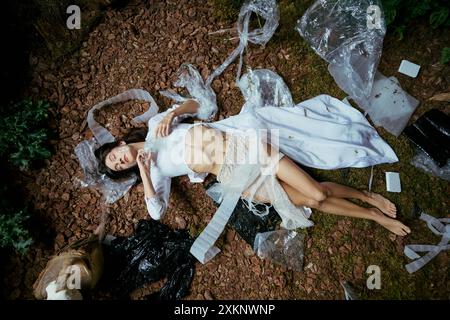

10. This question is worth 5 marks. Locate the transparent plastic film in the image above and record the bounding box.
[77,89,159,203]
[297,0,386,108]
[87,89,159,145]
[160,64,217,121]
[237,68,294,113]
[160,0,279,121]
[74,139,136,204]
[206,0,279,84]
[253,229,305,271]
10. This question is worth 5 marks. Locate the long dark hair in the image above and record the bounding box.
[94,128,147,182]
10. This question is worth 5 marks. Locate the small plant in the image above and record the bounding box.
[0,185,33,254]
[441,47,450,64]
[382,0,450,40]
[0,208,33,254]
[0,100,52,170]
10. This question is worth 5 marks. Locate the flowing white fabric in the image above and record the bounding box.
[206,94,398,170]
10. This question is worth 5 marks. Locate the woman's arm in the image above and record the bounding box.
[172,99,199,117]
[137,150,156,198]
[137,150,170,219]
[154,100,199,138]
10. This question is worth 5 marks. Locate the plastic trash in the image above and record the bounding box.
[363,73,420,136]
[77,89,159,203]
[297,0,386,108]
[228,198,281,246]
[160,0,280,121]
[206,179,281,247]
[404,212,450,273]
[206,0,279,84]
[253,229,305,272]
[237,68,294,114]
[385,172,401,193]
[341,281,359,300]
[103,219,196,300]
[160,64,218,121]
[398,60,421,78]
[411,149,450,181]
[404,109,450,168]
[74,139,137,204]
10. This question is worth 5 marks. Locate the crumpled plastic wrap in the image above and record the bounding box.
[160,64,218,121]
[404,109,450,167]
[253,229,305,271]
[237,68,294,113]
[207,0,279,84]
[87,89,159,145]
[206,179,282,246]
[341,281,359,300]
[411,149,450,181]
[297,0,386,108]
[74,139,137,204]
[77,89,159,203]
[160,0,279,121]
[103,219,196,300]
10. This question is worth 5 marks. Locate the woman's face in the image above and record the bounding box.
[105,141,137,171]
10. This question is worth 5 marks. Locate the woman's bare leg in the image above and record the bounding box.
[275,155,396,218]
[275,156,330,202]
[280,181,411,236]
[320,182,397,218]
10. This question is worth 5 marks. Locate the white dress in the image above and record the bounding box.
[143,94,398,221]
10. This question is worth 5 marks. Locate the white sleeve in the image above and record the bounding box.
[144,165,171,220]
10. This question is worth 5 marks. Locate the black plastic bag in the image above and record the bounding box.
[228,199,281,246]
[206,179,281,247]
[104,219,196,300]
[404,109,450,167]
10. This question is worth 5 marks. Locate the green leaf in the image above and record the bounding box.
[441,47,450,64]
[430,7,449,28]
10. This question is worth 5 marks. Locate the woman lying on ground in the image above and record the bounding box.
[95,96,411,237]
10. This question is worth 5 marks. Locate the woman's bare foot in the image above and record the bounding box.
[363,191,397,218]
[370,208,411,236]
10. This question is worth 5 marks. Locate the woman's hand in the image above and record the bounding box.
[154,111,176,138]
[137,149,152,174]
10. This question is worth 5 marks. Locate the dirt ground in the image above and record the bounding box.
[2,0,449,300]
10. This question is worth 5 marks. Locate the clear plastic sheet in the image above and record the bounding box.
[253,229,305,271]
[411,149,450,181]
[364,73,419,136]
[237,68,294,113]
[74,139,136,204]
[297,0,386,109]
[205,180,282,248]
